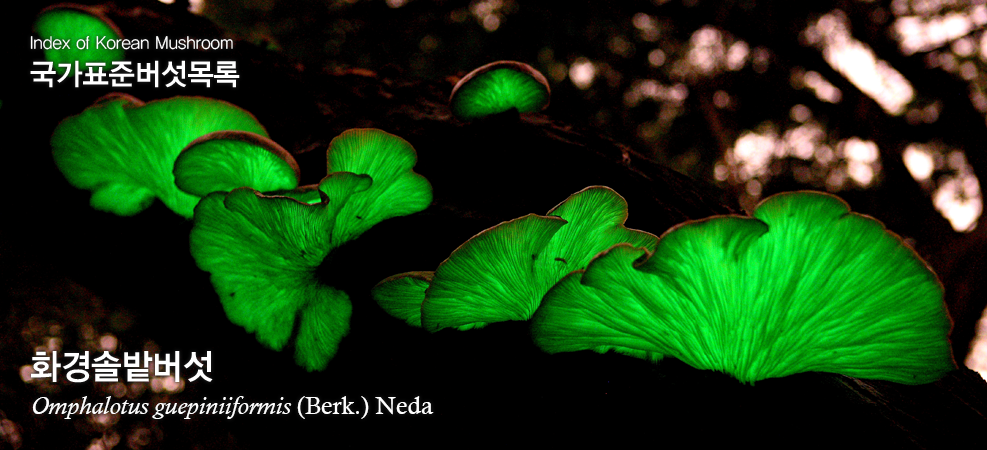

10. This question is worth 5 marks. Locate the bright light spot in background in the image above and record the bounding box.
[90,412,120,427]
[387,0,408,8]
[157,0,174,4]
[726,41,749,71]
[569,58,596,90]
[903,144,935,181]
[623,79,689,143]
[713,90,731,109]
[0,418,22,449]
[721,125,850,210]
[688,26,724,74]
[482,15,500,31]
[960,60,979,79]
[632,12,659,41]
[790,104,812,123]
[714,163,728,181]
[802,71,843,103]
[934,153,982,231]
[806,11,914,115]
[746,179,762,197]
[726,122,829,183]
[627,80,687,141]
[90,431,120,450]
[720,119,889,207]
[19,365,34,383]
[632,12,654,30]
[730,129,779,180]
[45,337,61,352]
[890,4,987,121]
[953,37,975,57]
[967,312,987,382]
[841,137,880,186]
[99,334,118,352]
[895,12,976,55]
[188,0,204,14]
[150,376,185,394]
[471,0,508,32]
[668,83,688,102]
[894,2,987,55]
[635,79,661,100]
[648,49,666,66]
[903,143,983,232]
[783,121,825,160]
[672,25,749,78]
[87,437,111,450]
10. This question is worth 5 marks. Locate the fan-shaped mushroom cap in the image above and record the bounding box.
[326,129,434,242]
[372,272,435,327]
[449,61,551,121]
[191,175,369,371]
[52,95,268,217]
[532,191,955,385]
[191,129,432,370]
[173,131,300,198]
[373,187,657,331]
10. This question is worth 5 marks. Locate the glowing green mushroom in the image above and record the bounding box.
[373,187,657,332]
[372,272,434,327]
[326,128,434,242]
[449,61,551,121]
[191,176,365,371]
[190,129,432,371]
[34,4,125,75]
[51,95,269,217]
[173,131,300,198]
[531,191,955,385]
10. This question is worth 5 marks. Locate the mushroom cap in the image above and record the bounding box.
[51,95,269,217]
[190,128,432,370]
[408,186,657,332]
[325,128,433,242]
[449,61,551,121]
[371,271,434,327]
[173,131,300,198]
[190,174,371,371]
[268,184,324,205]
[34,4,125,75]
[531,191,955,385]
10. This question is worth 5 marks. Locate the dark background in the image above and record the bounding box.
[3,0,986,448]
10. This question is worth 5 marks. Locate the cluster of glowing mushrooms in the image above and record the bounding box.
[44,5,954,384]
